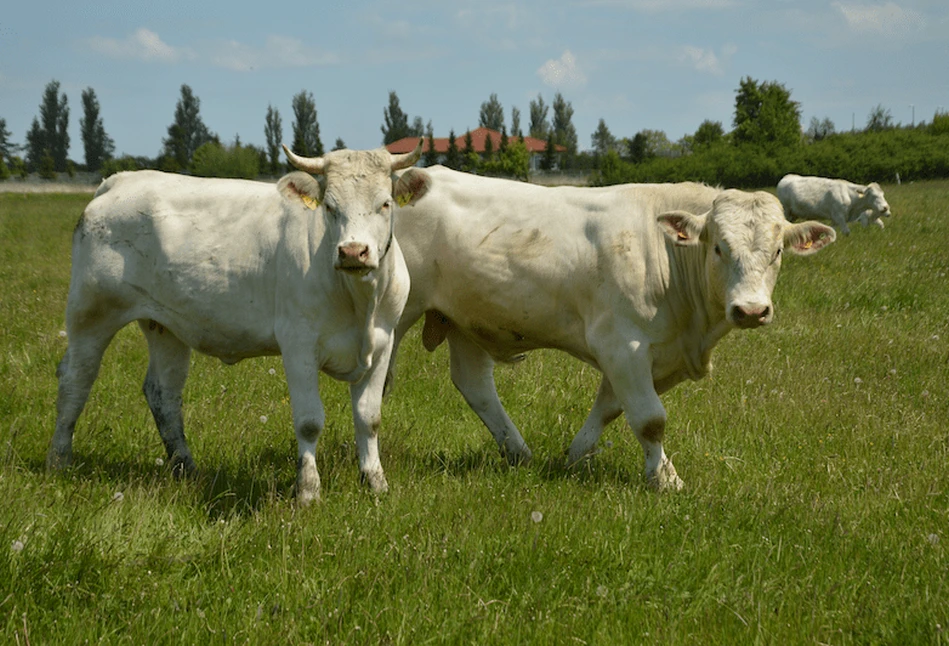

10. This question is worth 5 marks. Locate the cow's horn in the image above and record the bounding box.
[390,138,424,171]
[282,144,325,175]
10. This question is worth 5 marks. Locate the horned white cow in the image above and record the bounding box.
[48,142,432,504]
[777,173,891,235]
[390,169,835,490]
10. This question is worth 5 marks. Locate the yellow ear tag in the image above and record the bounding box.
[301,195,319,210]
[396,193,412,208]
[803,239,813,249]
[677,231,688,240]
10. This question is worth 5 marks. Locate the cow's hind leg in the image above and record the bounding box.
[139,320,195,476]
[48,327,117,469]
[447,330,531,464]
[566,375,623,466]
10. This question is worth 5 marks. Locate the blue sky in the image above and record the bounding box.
[1,0,947,160]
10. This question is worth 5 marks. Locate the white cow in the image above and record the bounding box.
[390,169,835,490]
[777,173,891,235]
[48,142,432,504]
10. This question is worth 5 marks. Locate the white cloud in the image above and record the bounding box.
[833,2,925,38]
[87,28,191,63]
[537,50,587,89]
[678,43,736,75]
[210,35,339,72]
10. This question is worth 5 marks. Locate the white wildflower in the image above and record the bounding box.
[854,377,863,385]
[58,330,67,338]
[11,540,24,553]
[268,368,276,375]
[260,415,268,424]
[531,511,543,524]
[112,491,124,503]
[155,457,164,467]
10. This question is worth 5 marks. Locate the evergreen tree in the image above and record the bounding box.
[290,90,323,158]
[627,131,649,163]
[264,104,283,174]
[591,118,617,157]
[24,80,70,172]
[445,129,460,170]
[333,138,346,151]
[551,92,578,168]
[732,77,801,150]
[499,126,509,155]
[162,84,215,170]
[541,131,556,171]
[529,94,549,139]
[510,107,522,138]
[479,93,504,131]
[462,129,479,173]
[80,88,115,172]
[411,116,425,138]
[0,118,16,165]
[381,91,411,145]
[483,130,494,160]
[423,121,438,167]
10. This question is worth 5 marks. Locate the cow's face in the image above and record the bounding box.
[863,183,891,217]
[658,189,836,329]
[279,143,430,275]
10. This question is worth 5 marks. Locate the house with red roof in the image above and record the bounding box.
[386,127,565,171]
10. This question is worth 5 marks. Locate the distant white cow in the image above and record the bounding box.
[49,142,432,504]
[777,173,891,235]
[390,169,835,490]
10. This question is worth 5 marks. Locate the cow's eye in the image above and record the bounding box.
[382,199,393,212]
[714,244,722,257]
[773,247,782,263]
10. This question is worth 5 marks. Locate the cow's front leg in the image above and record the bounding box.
[566,375,623,466]
[595,335,683,491]
[349,336,394,494]
[282,352,325,505]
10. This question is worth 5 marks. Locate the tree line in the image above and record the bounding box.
[3,77,947,186]
[588,77,949,188]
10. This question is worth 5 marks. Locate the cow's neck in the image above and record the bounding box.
[338,250,395,375]
[667,245,731,381]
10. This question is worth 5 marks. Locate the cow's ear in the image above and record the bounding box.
[393,168,432,207]
[657,210,706,246]
[784,221,836,255]
[277,172,324,210]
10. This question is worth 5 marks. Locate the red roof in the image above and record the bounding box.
[386,127,565,155]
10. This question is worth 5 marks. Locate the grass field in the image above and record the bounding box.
[0,182,947,644]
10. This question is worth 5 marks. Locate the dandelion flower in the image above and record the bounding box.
[260,415,268,424]
[112,491,124,503]
[268,368,277,376]
[531,511,543,524]
[11,540,24,553]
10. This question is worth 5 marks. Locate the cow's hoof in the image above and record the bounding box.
[46,449,73,471]
[647,459,684,492]
[361,469,389,494]
[169,456,197,479]
[503,446,532,466]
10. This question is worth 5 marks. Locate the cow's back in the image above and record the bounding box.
[70,171,290,359]
[396,168,720,361]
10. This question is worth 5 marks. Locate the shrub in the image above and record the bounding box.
[191,141,259,179]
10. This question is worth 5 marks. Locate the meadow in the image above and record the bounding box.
[0,181,946,644]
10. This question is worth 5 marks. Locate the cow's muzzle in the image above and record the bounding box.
[730,304,772,329]
[336,242,374,272]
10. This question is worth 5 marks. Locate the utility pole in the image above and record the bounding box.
[909,104,915,127]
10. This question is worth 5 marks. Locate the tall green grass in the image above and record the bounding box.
[0,184,946,644]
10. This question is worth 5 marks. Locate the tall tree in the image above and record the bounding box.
[529,94,549,139]
[479,93,505,131]
[80,88,115,172]
[25,80,70,172]
[0,118,16,165]
[732,77,801,149]
[591,118,618,157]
[423,121,438,167]
[551,92,578,163]
[627,131,650,164]
[444,129,460,170]
[162,84,215,170]
[291,90,323,158]
[381,91,412,145]
[333,138,346,151]
[511,107,522,138]
[264,104,283,174]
